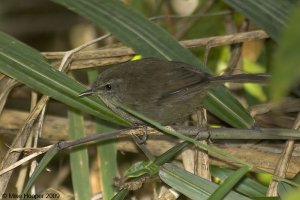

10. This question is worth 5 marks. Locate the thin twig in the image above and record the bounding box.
[0,128,128,176]
[267,113,300,196]
[225,17,250,75]
[1,126,300,178]
[57,128,133,150]
[42,30,269,70]
[0,76,19,115]
[58,33,111,72]
[194,109,211,181]
[0,145,53,176]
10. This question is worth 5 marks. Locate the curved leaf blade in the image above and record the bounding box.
[208,166,251,200]
[224,0,293,41]
[69,108,91,200]
[0,32,129,126]
[270,4,300,102]
[159,163,250,200]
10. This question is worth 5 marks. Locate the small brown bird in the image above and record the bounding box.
[79,58,268,125]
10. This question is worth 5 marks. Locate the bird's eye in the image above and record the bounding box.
[105,84,112,90]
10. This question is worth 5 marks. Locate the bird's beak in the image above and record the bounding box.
[78,89,95,97]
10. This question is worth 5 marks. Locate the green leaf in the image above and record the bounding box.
[210,166,267,197]
[112,189,129,200]
[208,166,251,200]
[52,0,256,128]
[154,141,189,166]
[0,32,129,126]
[278,171,300,199]
[159,163,251,200]
[96,137,118,200]
[281,187,300,200]
[69,108,91,200]
[125,160,159,177]
[88,68,118,200]
[270,4,300,102]
[224,0,293,41]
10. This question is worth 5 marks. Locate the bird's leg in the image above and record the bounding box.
[131,126,155,161]
[194,106,214,140]
[133,125,148,144]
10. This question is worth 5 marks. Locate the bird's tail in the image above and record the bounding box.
[208,73,270,84]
